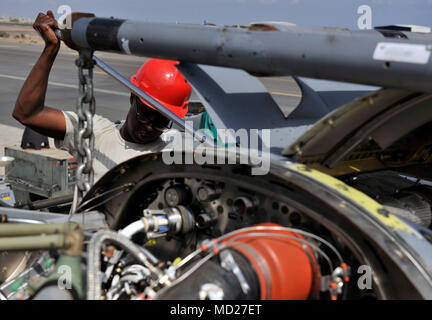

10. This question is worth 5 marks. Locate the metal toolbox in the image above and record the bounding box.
[4,146,77,202]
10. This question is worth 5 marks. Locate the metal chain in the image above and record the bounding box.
[74,50,96,205]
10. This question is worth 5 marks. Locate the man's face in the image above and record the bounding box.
[125,94,170,144]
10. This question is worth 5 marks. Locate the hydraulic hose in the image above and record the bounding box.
[120,220,145,238]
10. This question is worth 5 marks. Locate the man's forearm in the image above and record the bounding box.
[11,11,66,140]
[13,45,59,122]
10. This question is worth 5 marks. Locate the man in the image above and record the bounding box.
[13,11,192,183]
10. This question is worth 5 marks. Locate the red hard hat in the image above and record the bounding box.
[130,59,192,118]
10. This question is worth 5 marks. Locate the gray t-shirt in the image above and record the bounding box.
[54,111,179,183]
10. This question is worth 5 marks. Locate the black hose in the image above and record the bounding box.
[15,194,74,210]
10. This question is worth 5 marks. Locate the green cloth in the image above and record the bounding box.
[200,112,237,148]
[200,111,219,144]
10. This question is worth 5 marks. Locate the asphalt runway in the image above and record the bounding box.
[0,40,302,129]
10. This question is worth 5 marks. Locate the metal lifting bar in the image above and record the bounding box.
[64,16,432,93]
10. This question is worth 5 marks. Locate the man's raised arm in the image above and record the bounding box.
[12,10,66,140]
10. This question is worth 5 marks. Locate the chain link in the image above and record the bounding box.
[74,51,96,204]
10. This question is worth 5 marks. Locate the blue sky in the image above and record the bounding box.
[1,0,432,28]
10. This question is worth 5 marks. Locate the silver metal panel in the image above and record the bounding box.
[177,63,314,154]
[283,89,415,157]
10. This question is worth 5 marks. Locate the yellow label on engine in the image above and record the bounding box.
[173,257,182,266]
[289,164,413,234]
[145,239,157,247]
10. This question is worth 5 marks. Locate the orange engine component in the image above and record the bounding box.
[221,223,320,300]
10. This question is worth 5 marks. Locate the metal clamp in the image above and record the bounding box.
[219,250,250,295]
[321,263,351,300]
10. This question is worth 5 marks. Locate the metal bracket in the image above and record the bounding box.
[219,250,250,295]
